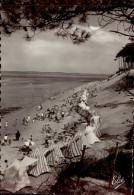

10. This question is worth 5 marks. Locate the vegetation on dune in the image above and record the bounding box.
[50,150,132,194]
[50,127,133,194]
[115,74,134,91]
[115,42,134,72]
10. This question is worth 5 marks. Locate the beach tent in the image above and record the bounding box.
[77,106,91,118]
[61,137,81,158]
[81,95,87,102]
[84,126,101,145]
[69,138,82,157]
[85,125,101,138]
[78,101,90,112]
[29,148,51,177]
[74,131,91,151]
[81,90,89,102]
[90,115,101,137]
[1,159,31,193]
[60,138,72,158]
[92,115,101,128]
[45,142,65,166]
[79,101,87,110]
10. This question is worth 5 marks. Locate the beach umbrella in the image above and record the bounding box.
[24,141,30,147]
[24,140,35,147]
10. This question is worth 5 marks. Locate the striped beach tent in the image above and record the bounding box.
[45,142,64,166]
[62,137,82,158]
[60,140,71,159]
[29,148,51,177]
[69,138,82,157]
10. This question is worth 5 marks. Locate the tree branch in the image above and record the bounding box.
[110,30,134,37]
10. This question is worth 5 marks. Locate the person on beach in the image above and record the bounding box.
[16,130,21,141]
[42,125,47,132]
[40,103,43,109]
[55,115,59,122]
[26,117,29,123]
[15,119,18,127]
[37,112,40,120]
[5,121,8,129]
[8,139,12,145]
[45,139,49,147]
[4,134,8,143]
[30,135,33,141]
[22,117,26,125]
[1,139,5,146]
[38,103,43,110]
[41,112,44,120]
[61,111,65,118]
[28,115,31,121]
[4,160,8,168]
[38,105,41,110]
[46,126,52,133]
[35,113,38,120]
[47,108,50,112]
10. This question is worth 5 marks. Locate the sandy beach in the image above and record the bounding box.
[1,71,133,194]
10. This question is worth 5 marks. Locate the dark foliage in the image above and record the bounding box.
[1,0,134,43]
[52,143,132,190]
[125,126,134,149]
[115,75,134,91]
[116,42,134,71]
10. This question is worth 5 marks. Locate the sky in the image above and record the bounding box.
[2,20,129,74]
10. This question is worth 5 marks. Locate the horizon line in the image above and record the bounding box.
[1,70,111,75]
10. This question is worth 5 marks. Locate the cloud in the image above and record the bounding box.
[2,25,129,74]
[90,29,127,44]
[89,26,100,31]
[68,24,128,44]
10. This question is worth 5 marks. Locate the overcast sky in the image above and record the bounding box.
[2,21,129,74]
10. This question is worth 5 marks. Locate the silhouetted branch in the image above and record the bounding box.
[110,30,134,37]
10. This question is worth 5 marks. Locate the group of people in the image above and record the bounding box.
[42,124,52,134]
[22,115,31,125]
[31,106,66,124]
[2,130,21,146]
